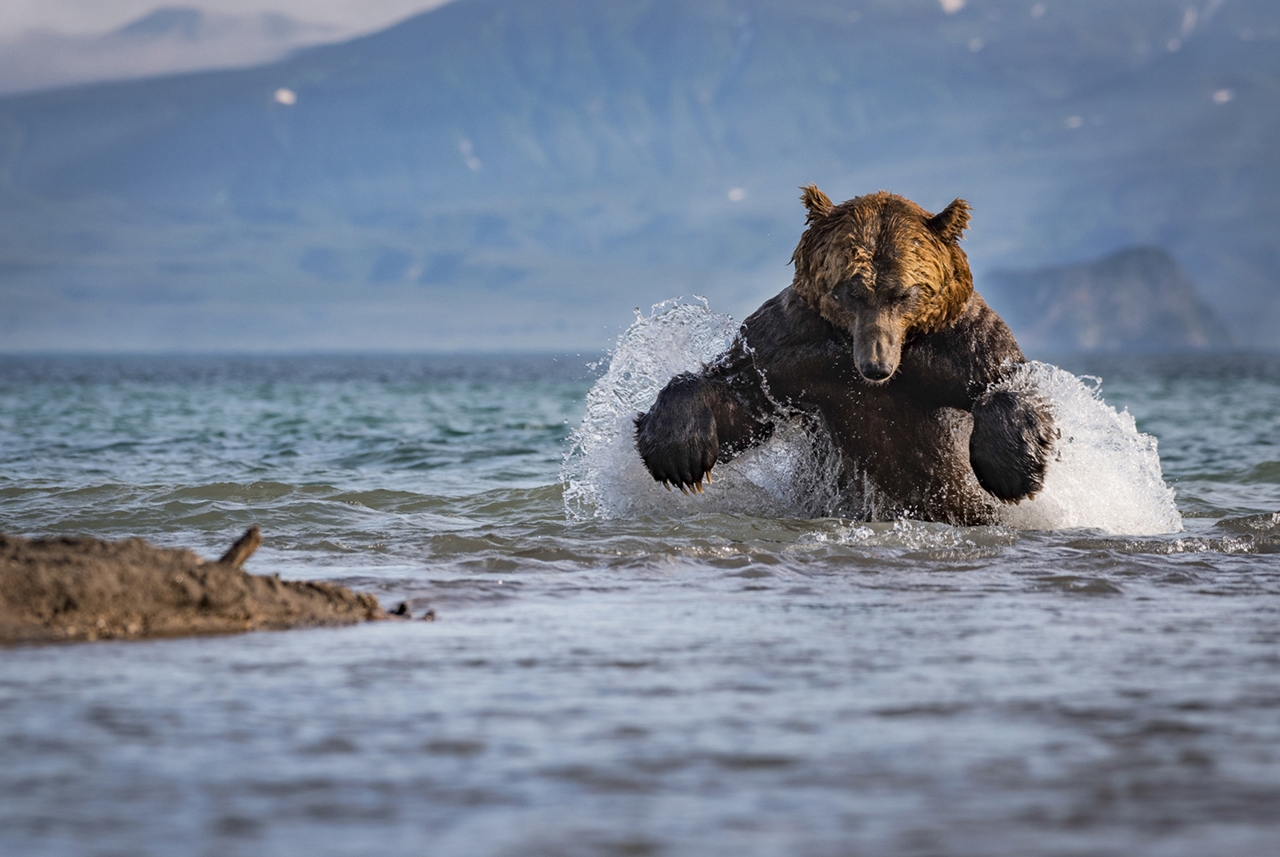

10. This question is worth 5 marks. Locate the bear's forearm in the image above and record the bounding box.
[704,344,777,455]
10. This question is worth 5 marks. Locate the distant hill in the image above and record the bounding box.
[984,247,1233,353]
[0,0,1276,352]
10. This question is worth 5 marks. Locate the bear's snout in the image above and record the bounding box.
[858,360,895,382]
[851,319,903,384]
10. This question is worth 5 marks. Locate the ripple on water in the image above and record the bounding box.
[2,353,1280,856]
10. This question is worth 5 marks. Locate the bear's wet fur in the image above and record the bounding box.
[634,186,1056,526]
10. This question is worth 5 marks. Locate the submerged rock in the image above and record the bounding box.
[0,529,385,644]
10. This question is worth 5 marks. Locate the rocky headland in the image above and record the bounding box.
[984,247,1234,353]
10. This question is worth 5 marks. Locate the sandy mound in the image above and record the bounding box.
[0,528,385,644]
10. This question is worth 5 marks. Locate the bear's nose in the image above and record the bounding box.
[859,362,894,382]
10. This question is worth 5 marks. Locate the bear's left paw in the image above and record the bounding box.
[969,389,1055,502]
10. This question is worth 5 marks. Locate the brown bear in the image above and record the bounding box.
[634,186,1055,525]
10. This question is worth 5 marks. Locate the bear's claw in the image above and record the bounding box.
[657,470,711,496]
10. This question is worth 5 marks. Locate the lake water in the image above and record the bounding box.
[2,304,1280,857]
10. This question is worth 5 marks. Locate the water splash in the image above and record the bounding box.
[994,364,1182,534]
[562,299,1182,535]
[561,298,844,520]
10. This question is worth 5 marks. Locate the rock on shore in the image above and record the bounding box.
[0,531,385,644]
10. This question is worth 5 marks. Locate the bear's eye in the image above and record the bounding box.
[836,280,867,304]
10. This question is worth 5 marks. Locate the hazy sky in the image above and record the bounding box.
[0,0,452,38]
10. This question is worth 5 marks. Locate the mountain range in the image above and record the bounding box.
[0,0,1276,352]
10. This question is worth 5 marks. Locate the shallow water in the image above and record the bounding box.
[2,335,1280,856]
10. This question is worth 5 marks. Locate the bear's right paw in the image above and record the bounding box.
[634,404,718,494]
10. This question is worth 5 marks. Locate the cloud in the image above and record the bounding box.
[0,2,451,39]
[0,2,455,93]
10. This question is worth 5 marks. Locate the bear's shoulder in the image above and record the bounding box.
[900,292,1026,402]
[742,287,834,346]
[919,291,1024,365]
[735,287,1025,408]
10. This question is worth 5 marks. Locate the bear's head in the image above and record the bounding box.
[790,185,974,384]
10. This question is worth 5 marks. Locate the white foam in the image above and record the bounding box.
[796,518,1020,551]
[562,299,1183,535]
[993,363,1182,534]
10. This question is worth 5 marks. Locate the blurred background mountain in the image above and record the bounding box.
[0,0,1275,353]
[986,247,1233,352]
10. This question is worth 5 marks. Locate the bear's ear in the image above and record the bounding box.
[800,184,834,224]
[927,198,971,243]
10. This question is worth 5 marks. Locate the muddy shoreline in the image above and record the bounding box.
[0,529,386,644]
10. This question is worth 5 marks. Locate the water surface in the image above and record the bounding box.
[2,337,1279,856]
